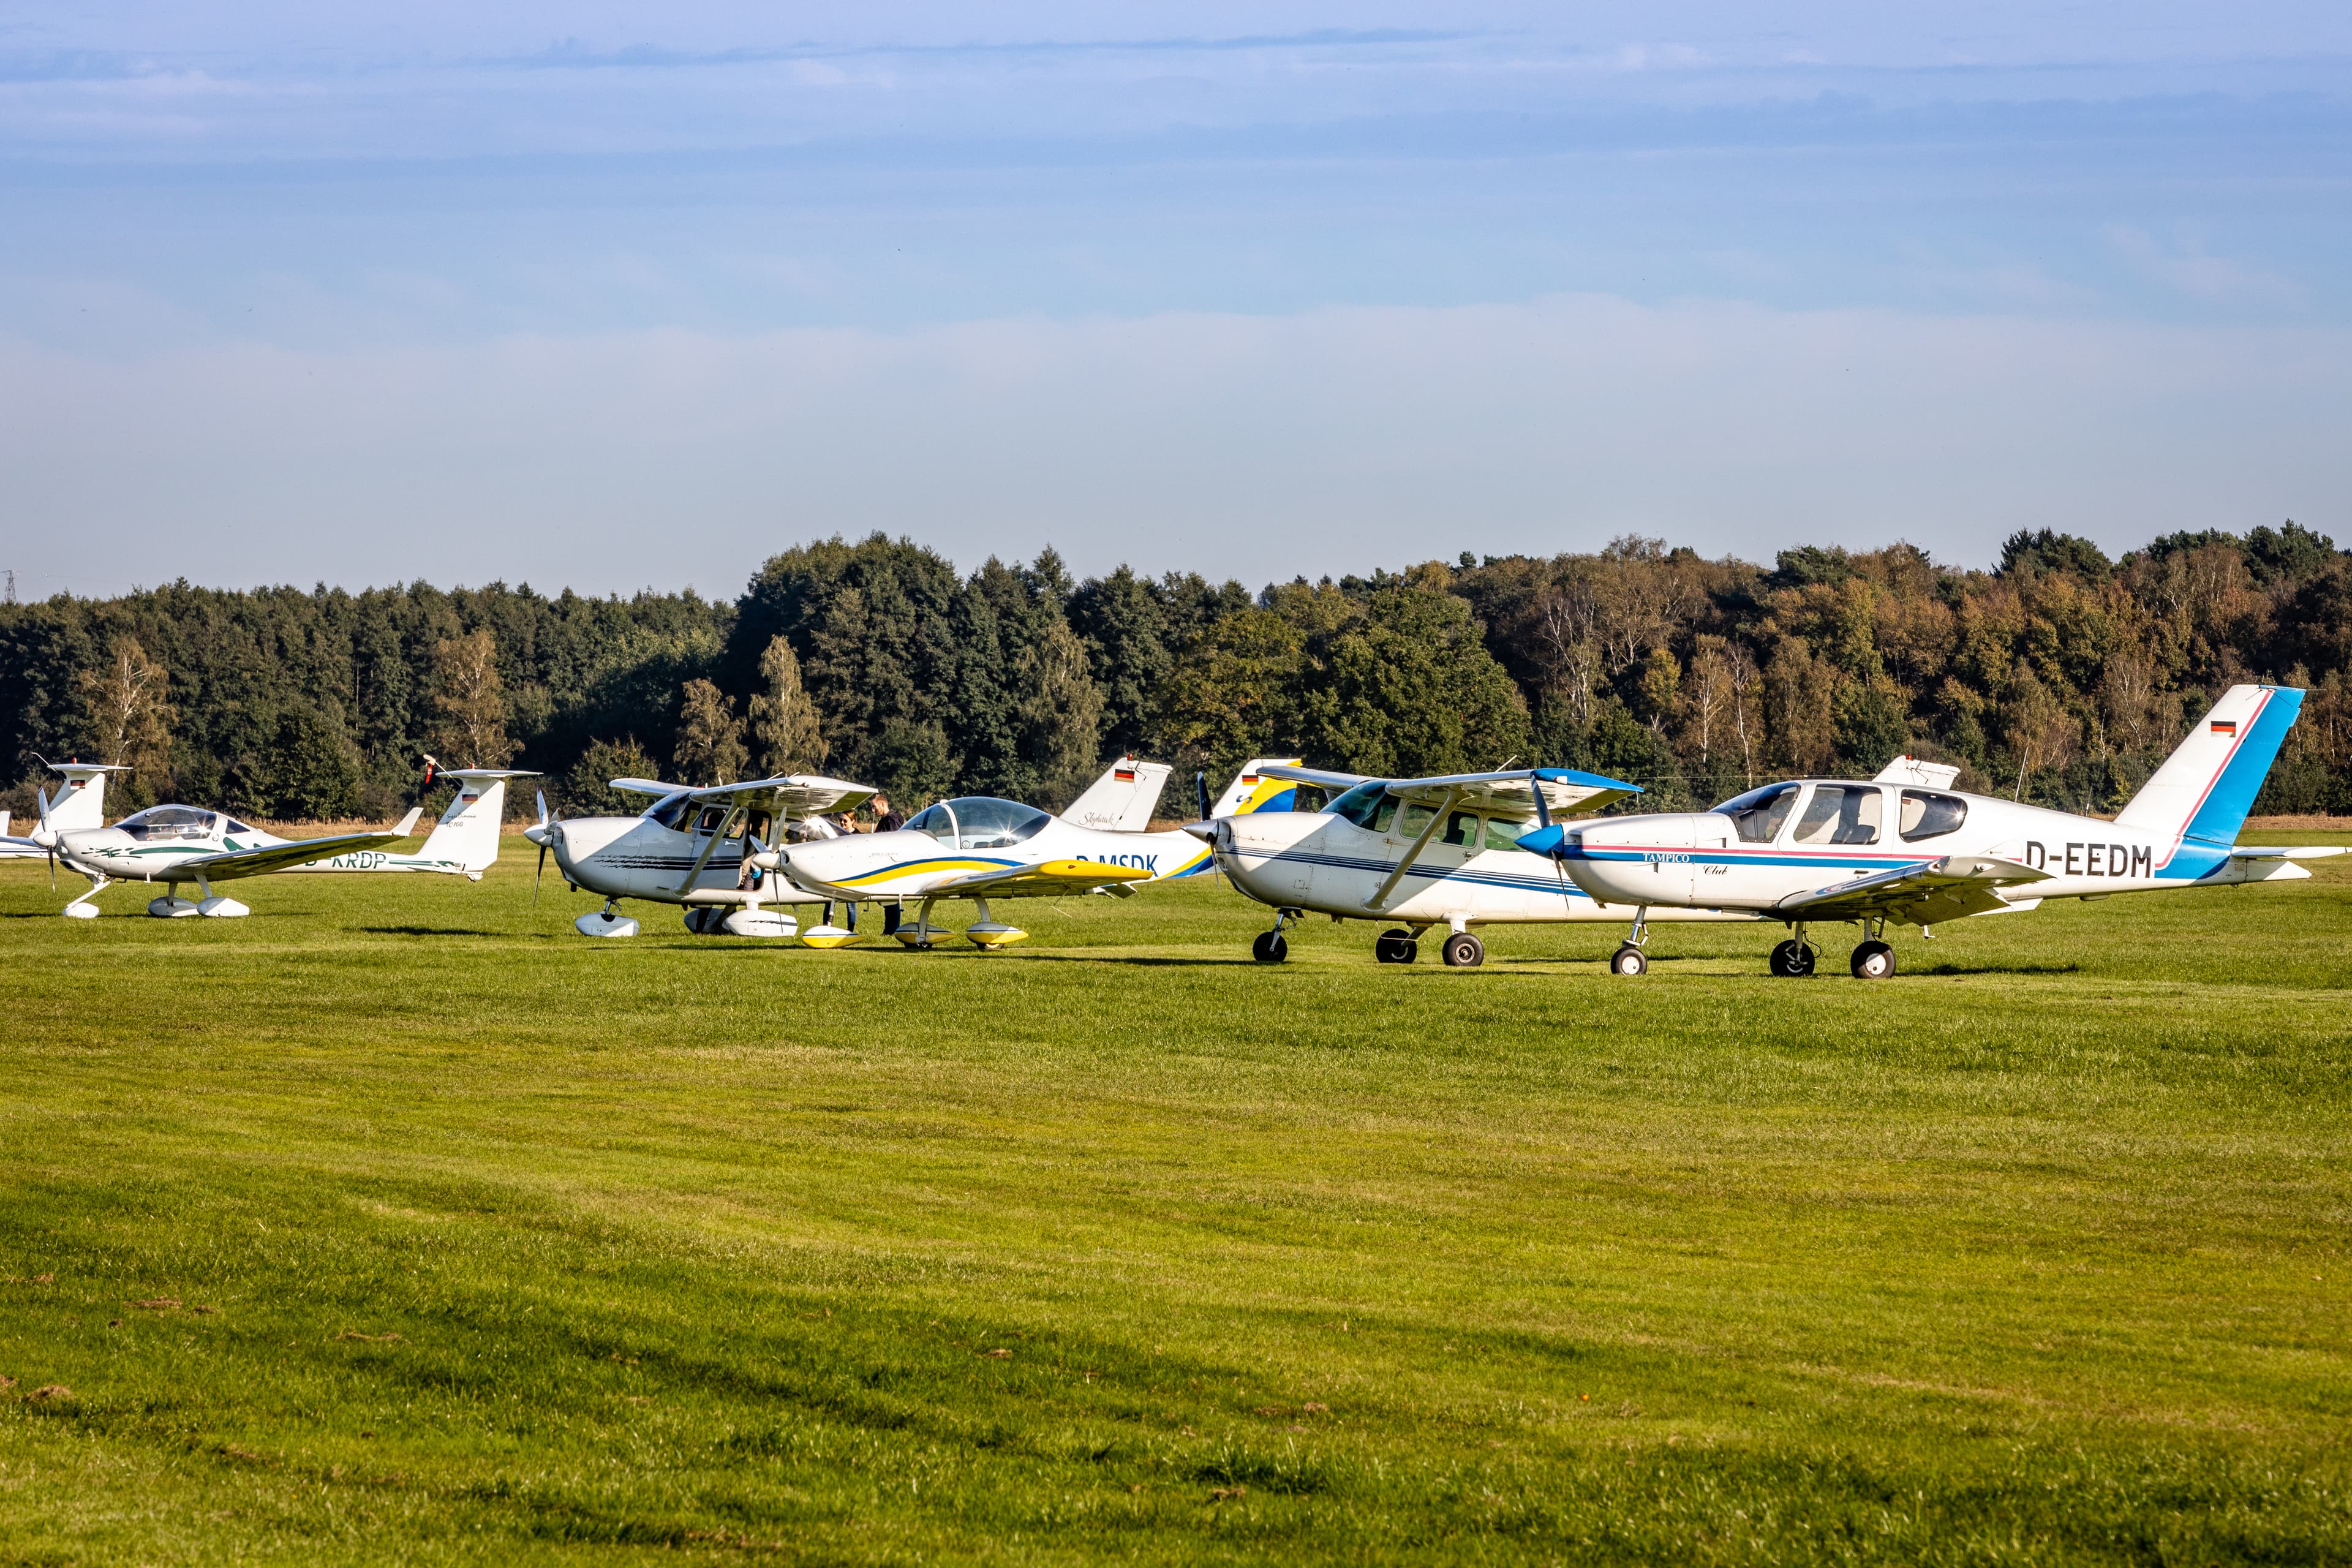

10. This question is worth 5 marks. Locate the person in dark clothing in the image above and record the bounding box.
[872,793,905,833]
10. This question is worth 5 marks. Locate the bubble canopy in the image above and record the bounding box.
[904,797,1052,850]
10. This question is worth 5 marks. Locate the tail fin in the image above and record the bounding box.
[414,774,516,872]
[2114,684,2304,861]
[1210,759,1307,816]
[40,763,130,834]
[1060,756,1172,832]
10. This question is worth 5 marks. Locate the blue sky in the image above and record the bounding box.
[2,3,2347,598]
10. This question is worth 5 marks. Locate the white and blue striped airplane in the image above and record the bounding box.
[1193,762,1747,968]
[1519,683,2342,979]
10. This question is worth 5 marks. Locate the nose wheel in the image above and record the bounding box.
[1253,908,1303,963]
[1769,939,1817,977]
[1374,928,1419,965]
[1610,944,1648,976]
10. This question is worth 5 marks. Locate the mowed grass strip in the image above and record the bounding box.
[1,835,2348,1564]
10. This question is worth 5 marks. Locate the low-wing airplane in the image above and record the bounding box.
[0,810,45,859]
[34,761,530,918]
[1518,682,2344,979]
[524,771,878,938]
[772,757,1288,948]
[1192,763,1757,966]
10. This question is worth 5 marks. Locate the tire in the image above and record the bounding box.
[1441,931,1484,968]
[1375,929,1415,965]
[1610,944,1648,976]
[1770,940,1815,978]
[1850,940,1896,980]
[1252,930,1289,964]
[882,904,902,936]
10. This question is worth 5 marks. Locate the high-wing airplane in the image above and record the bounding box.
[1518,682,2343,979]
[772,757,1289,948]
[34,762,530,918]
[1192,763,1756,966]
[524,771,878,938]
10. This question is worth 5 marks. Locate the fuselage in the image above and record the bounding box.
[56,806,464,883]
[546,798,820,908]
[1210,804,1753,927]
[1560,779,2263,915]
[778,797,1213,902]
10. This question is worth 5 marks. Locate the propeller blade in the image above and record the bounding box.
[1195,771,1211,820]
[47,848,57,891]
[535,789,548,827]
[534,842,548,905]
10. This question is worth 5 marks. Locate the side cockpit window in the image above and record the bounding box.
[1714,783,1801,843]
[1793,785,1883,846]
[1900,790,1967,841]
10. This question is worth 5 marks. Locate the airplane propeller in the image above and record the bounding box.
[34,785,56,890]
[530,789,559,905]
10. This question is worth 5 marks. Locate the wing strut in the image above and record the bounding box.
[1363,788,1458,912]
[670,803,744,895]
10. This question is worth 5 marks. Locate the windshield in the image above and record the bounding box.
[1713,783,1801,843]
[644,792,695,830]
[941,797,1052,849]
[116,805,217,842]
[1325,782,1398,834]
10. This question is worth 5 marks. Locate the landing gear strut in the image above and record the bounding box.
[1253,908,1303,963]
[1610,907,1651,976]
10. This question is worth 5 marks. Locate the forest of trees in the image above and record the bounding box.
[4,522,2348,824]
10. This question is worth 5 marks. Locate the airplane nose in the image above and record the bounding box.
[1180,820,1215,843]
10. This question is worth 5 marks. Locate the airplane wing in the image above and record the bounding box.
[1256,764,1639,820]
[1389,767,1640,821]
[176,809,426,881]
[611,777,691,797]
[919,859,1157,900]
[682,774,878,818]
[1773,854,2052,925]
[1257,763,1374,792]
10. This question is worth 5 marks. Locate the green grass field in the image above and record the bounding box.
[3,833,2349,1565]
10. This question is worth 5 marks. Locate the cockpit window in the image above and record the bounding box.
[645,793,695,831]
[938,797,1051,850]
[116,805,217,842]
[1900,790,1967,841]
[905,803,956,842]
[1792,784,1883,846]
[1326,782,1395,832]
[224,819,257,836]
[1713,783,1801,843]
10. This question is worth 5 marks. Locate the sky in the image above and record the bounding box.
[1,3,2348,600]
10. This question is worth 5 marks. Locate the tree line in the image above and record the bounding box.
[3,523,2348,823]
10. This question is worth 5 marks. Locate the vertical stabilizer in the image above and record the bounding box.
[1211,760,1308,816]
[415,771,530,872]
[41,763,130,834]
[1060,756,1173,832]
[2114,684,2303,865]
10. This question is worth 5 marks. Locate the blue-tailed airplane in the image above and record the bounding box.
[1520,683,2342,978]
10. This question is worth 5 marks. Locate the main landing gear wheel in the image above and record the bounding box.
[1769,940,1817,978]
[1441,931,1484,968]
[1252,930,1289,964]
[1850,940,1896,980]
[1374,929,1418,965]
[1610,944,1648,976]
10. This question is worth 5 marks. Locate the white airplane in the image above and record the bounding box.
[1193,763,1757,966]
[524,771,879,939]
[32,762,529,918]
[773,756,1287,948]
[0,810,45,859]
[1521,682,2343,979]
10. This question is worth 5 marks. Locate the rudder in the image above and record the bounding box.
[2114,684,2303,864]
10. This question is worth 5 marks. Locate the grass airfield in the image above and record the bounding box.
[2,834,2349,1566]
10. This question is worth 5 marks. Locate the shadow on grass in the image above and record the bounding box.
[1902,961,2082,976]
[359,925,521,938]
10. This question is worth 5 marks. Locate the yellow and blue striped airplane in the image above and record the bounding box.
[775,758,1299,949]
